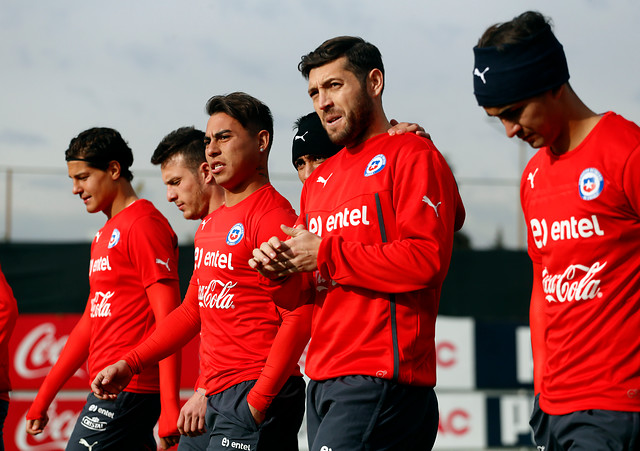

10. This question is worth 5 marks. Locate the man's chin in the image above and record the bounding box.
[85,204,99,214]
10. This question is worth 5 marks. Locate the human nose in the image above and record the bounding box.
[72,180,82,195]
[316,90,333,111]
[303,164,316,183]
[205,141,219,159]
[501,119,521,138]
[166,186,177,203]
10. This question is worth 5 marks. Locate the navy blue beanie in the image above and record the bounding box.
[473,23,569,107]
[292,113,342,167]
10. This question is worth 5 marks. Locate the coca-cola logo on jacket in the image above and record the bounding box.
[542,262,606,303]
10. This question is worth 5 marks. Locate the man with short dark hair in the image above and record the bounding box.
[26,127,182,450]
[152,126,224,222]
[151,126,225,450]
[93,94,312,451]
[474,11,640,450]
[253,37,465,450]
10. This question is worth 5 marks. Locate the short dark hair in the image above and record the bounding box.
[205,92,274,152]
[477,11,551,49]
[65,127,134,181]
[151,126,206,172]
[298,36,385,89]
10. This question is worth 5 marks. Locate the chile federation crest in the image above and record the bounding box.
[578,168,604,201]
[226,223,245,246]
[364,154,387,177]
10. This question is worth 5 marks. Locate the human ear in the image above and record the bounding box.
[108,160,122,180]
[367,68,384,97]
[257,130,270,154]
[199,162,215,184]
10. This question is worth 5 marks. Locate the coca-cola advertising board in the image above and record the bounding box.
[9,314,200,391]
[6,314,200,450]
[6,392,208,451]
[7,394,85,451]
[10,315,88,391]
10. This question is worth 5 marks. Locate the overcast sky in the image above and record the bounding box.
[2,0,639,248]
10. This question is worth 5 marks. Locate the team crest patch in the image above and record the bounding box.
[226,223,245,246]
[107,229,120,248]
[364,154,386,177]
[578,168,604,200]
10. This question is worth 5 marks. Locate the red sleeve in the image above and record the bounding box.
[146,280,181,438]
[245,201,313,412]
[246,303,312,412]
[193,374,203,391]
[129,215,179,288]
[251,203,298,247]
[125,284,200,375]
[26,306,91,420]
[521,163,542,264]
[623,143,640,217]
[530,262,546,395]
[316,143,465,292]
[0,264,18,398]
[257,272,315,311]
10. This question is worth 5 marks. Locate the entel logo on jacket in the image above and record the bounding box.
[308,205,371,237]
[194,247,235,271]
[529,214,604,249]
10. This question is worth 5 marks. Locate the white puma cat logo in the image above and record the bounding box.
[422,195,441,217]
[79,439,98,451]
[316,173,333,188]
[155,258,171,271]
[527,168,539,188]
[474,67,490,84]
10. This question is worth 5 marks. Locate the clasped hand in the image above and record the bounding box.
[249,225,321,278]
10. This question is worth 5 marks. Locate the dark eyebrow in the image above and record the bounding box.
[214,129,231,140]
[308,77,341,96]
[69,171,89,179]
[485,105,509,118]
[497,106,523,121]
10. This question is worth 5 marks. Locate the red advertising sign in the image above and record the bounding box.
[8,314,200,391]
[7,392,202,451]
[9,315,88,391]
[7,395,84,451]
[6,314,201,450]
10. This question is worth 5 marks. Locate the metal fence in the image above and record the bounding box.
[0,165,525,249]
